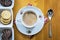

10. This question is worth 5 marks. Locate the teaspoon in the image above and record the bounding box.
[48,9,53,38]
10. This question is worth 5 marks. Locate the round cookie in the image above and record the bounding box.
[1,10,12,25]
[2,18,11,23]
[1,10,11,19]
[1,17,11,25]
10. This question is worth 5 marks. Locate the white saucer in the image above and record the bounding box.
[15,6,44,35]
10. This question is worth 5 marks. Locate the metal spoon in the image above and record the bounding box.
[48,9,53,38]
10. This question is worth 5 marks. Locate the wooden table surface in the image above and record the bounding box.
[13,0,60,40]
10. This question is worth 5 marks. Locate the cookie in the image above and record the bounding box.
[0,0,12,7]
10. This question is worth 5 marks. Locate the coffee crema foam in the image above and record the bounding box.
[23,11,37,26]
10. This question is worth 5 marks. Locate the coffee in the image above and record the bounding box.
[23,11,37,26]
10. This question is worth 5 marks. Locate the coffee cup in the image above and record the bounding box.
[21,10,39,28]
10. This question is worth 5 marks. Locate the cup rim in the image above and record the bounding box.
[21,10,38,28]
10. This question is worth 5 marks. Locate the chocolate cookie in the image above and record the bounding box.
[0,0,12,7]
[2,29,12,40]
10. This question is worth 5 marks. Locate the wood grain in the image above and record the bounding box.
[13,0,60,40]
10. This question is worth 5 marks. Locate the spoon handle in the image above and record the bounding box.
[49,21,52,38]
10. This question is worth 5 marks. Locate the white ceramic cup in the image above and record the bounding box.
[21,10,39,28]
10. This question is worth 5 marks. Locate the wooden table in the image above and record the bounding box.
[13,0,60,40]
